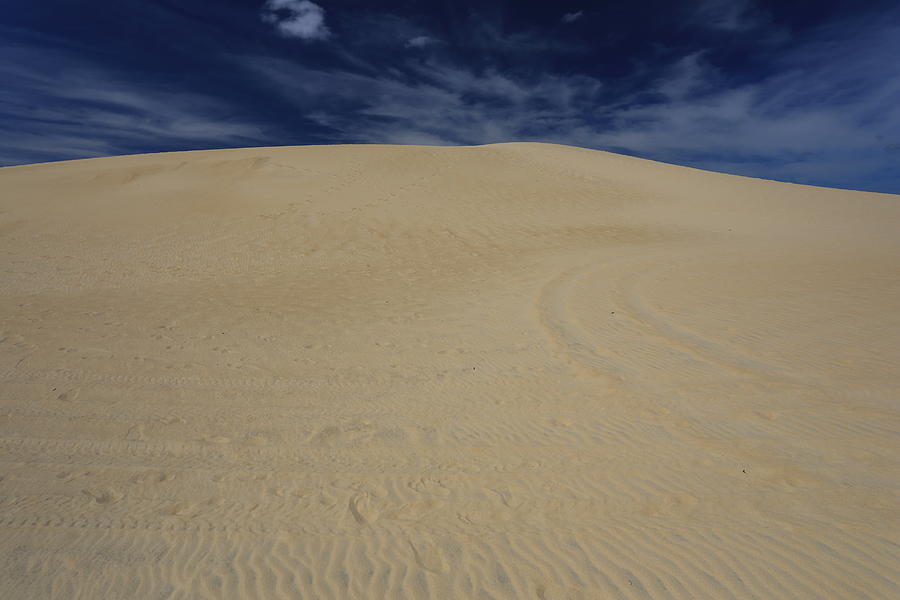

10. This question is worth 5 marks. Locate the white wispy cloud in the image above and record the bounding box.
[562,11,584,24]
[4,4,897,192]
[243,53,605,144]
[689,0,762,32]
[588,18,900,188]
[0,44,266,165]
[241,11,900,191]
[405,36,435,49]
[261,0,330,41]
[464,14,590,56]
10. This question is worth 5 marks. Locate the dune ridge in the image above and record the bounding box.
[1,143,898,598]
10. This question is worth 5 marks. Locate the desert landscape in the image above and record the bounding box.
[0,142,898,598]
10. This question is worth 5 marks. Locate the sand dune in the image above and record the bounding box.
[1,143,898,598]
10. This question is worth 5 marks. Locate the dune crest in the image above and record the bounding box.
[1,143,898,598]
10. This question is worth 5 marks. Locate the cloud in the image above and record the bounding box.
[337,12,432,52]
[690,0,753,30]
[687,0,779,35]
[405,36,435,49]
[589,17,900,190]
[452,12,592,59]
[242,10,900,192]
[243,54,604,147]
[261,0,330,41]
[4,3,897,192]
[0,44,266,166]
[562,11,584,24]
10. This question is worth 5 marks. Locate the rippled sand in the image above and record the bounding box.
[1,143,898,598]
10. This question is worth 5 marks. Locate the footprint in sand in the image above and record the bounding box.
[245,433,269,445]
[82,489,123,504]
[409,539,446,573]
[202,435,231,444]
[129,471,174,485]
[54,388,79,402]
[535,582,571,600]
[348,493,379,524]
[125,424,146,441]
[409,477,451,497]
[311,426,342,445]
[161,503,188,516]
[384,498,443,521]
[58,470,91,482]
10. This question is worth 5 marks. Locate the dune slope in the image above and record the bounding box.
[1,143,898,598]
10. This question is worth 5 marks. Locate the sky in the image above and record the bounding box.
[2,0,899,193]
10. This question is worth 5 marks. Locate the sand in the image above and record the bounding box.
[0,142,898,598]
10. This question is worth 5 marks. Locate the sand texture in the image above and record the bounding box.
[1,143,899,598]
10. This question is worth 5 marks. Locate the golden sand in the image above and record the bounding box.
[1,143,898,598]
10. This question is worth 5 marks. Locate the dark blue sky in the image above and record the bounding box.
[2,0,899,192]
